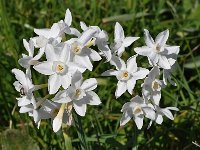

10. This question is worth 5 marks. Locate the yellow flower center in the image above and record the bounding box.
[152,80,160,90]
[133,105,142,114]
[56,64,64,73]
[156,44,161,52]
[72,43,81,54]
[75,89,81,96]
[123,71,129,78]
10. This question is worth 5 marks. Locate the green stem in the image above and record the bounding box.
[73,111,89,150]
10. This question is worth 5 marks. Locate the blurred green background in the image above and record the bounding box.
[1,0,200,149]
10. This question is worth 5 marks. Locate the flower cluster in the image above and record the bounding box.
[12,9,179,132]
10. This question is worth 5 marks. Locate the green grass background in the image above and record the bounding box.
[0,0,200,149]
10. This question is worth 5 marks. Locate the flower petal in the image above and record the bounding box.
[64,9,72,26]
[81,78,97,91]
[115,81,127,98]
[127,78,136,95]
[120,111,132,126]
[127,55,138,73]
[161,108,174,120]
[110,55,126,70]
[61,74,72,89]
[86,91,101,105]
[59,44,70,63]
[48,74,61,94]
[86,48,102,61]
[132,68,149,80]
[74,55,93,71]
[155,29,169,46]
[134,116,143,129]
[33,61,54,75]
[158,55,171,69]
[114,22,124,42]
[134,46,153,57]
[45,44,58,61]
[155,114,163,124]
[144,29,155,47]
[123,37,139,47]
[73,101,87,116]
[101,69,118,76]
[78,28,96,46]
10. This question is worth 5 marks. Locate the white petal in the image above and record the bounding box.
[18,56,32,68]
[127,55,138,73]
[19,105,33,113]
[156,114,163,124]
[87,48,102,61]
[78,28,96,46]
[73,101,87,116]
[17,97,31,106]
[98,44,112,62]
[48,74,61,94]
[64,9,72,26]
[123,37,139,47]
[149,66,160,80]
[110,55,126,70]
[152,91,161,105]
[114,22,124,42]
[115,81,127,98]
[50,23,60,38]
[59,44,70,63]
[158,55,171,69]
[120,111,132,126]
[45,44,58,61]
[33,47,45,60]
[161,108,174,120]
[53,116,62,132]
[33,61,54,75]
[127,78,136,94]
[74,55,93,71]
[134,116,143,129]
[164,46,180,55]
[155,29,169,46]
[80,21,88,31]
[81,78,97,91]
[117,46,125,57]
[86,91,101,105]
[166,107,179,111]
[144,29,155,47]
[61,74,72,89]
[134,46,153,56]
[34,28,50,38]
[12,69,27,86]
[69,28,81,37]
[71,70,83,88]
[143,107,155,120]
[132,68,149,80]
[54,90,72,103]
[101,69,118,76]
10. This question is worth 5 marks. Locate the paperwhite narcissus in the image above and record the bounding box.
[33,44,83,94]
[18,39,44,69]
[120,96,155,129]
[142,66,164,105]
[112,22,139,57]
[102,55,149,98]
[53,71,101,117]
[134,29,179,69]
[80,21,112,62]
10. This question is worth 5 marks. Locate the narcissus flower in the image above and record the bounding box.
[112,22,139,57]
[53,71,101,117]
[134,29,179,69]
[102,55,149,98]
[120,96,155,129]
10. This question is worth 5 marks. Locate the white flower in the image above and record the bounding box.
[120,96,155,129]
[33,44,83,94]
[35,100,73,132]
[153,105,179,125]
[142,66,164,105]
[12,68,34,97]
[57,9,81,37]
[112,22,139,57]
[80,22,112,61]
[53,71,101,117]
[18,39,44,69]
[67,28,101,71]
[102,55,149,98]
[134,29,180,69]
